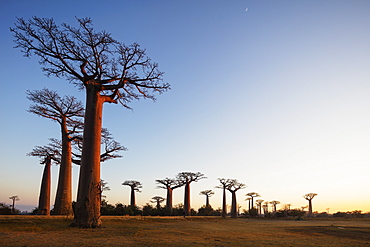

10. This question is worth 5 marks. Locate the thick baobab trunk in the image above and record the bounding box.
[72,85,104,228]
[308,200,313,217]
[130,187,136,207]
[230,191,237,218]
[38,157,51,215]
[222,188,226,218]
[184,182,191,216]
[53,121,73,215]
[205,196,209,207]
[166,188,173,214]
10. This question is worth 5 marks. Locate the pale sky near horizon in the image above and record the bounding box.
[0,0,370,214]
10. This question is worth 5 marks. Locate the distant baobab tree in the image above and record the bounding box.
[27,88,84,216]
[155,177,184,214]
[122,180,142,207]
[263,201,269,215]
[245,192,261,210]
[100,179,110,200]
[28,143,60,215]
[226,179,246,218]
[256,199,264,215]
[199,190,214,207]
[270,200,280,213]
[216,178,233,218]
[304,193,318,217]
[245,197,252,212]
[9,196,20,214]
[151,196,165,210]
[12,17,170,228]
[177,172,206,216]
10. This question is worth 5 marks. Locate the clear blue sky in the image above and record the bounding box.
[1,0,370,213]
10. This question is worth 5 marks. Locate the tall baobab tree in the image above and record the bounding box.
[199,190,214,207]
[156,178,184,214]
[246,192,261,210]
[304,193,318,217]
[263,201,269,215]
[9,196,20,214]
[177,172,206,216]
[12,17,169,228]
[216,178,233,218]
[27,88,84,216]
[122,180,142,207]
[256,199,264,215]
[226,179,246,218]
[151,196,165,210]
[28,143,59,215]
[270,200,280,213]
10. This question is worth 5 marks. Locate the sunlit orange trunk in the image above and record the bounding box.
[184,182,190,216]
[38,157,51,215]
[73,83,103,228]
[230,191,237,218]
[53,119,73,215]
[222,188,227,218]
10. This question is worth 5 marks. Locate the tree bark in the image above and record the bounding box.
[184,182,191,216]
[230,191,237,218]
[206,196,209,207]
[38,157,51,215]
[222,187,226,218]
[130,187,136,207]
[308,200,313,217]
[72,84,103,228]
[166,188,173,214]
[53,119,73,215]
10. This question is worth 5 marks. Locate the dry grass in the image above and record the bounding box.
[1,216,370,246]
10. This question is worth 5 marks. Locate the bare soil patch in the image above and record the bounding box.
[1,216,370,246]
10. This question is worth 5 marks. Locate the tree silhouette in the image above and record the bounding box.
[262,201,269,215]
[12,17,169,228]
[216,178,233,218]
[226,179,246,218]
[304,193,317,217]
[270,200,280,213]
[256,199,264,215]
[151,196,165,210]
[100,179,110,200]
[8,196,20,214]
[28,143,59,215]
[199,190,214,207]
[27,88,84,216]
[245,192,261,211]
[176,172,206,216]
[155,178,184,214]
[245,197,252,212]
[122,180,142,207]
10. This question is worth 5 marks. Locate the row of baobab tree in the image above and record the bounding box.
[11,16,317,227]
[122,177,318,218]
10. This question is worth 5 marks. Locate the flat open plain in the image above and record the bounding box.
[1,216,369,246]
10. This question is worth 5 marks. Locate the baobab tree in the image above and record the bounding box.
[28,143,59,215]
[155,178,184,214]
[199,190,214,207]
[304,193,318,217]
[122,180,142,207]
[256,199,264,215]
[245,197,252,212]
[27,88,84,216]
[9,196,20,214]
[177,172,206,216]
[151,196,165,210]
[263,201,269,215]
[216,178,233,218]
[226,179,246,218]
[246,192,261,210]
[12,17,169,228]
[270,200,280,213]
[100,179,110,200]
